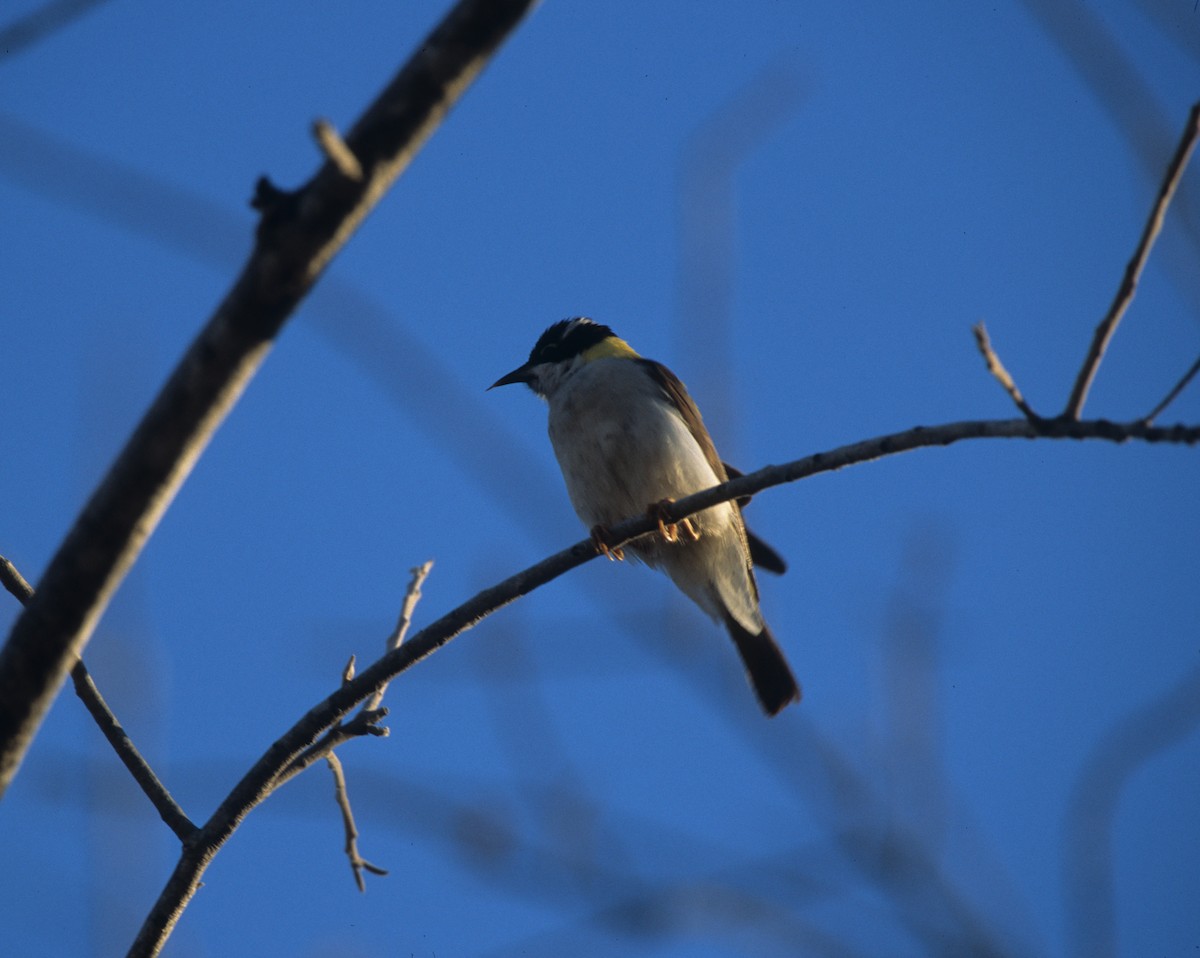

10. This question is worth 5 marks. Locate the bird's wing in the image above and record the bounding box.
[637,359,728,482]
[637,359,764,593]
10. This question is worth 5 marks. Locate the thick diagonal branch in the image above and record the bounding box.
[0,0,541,800]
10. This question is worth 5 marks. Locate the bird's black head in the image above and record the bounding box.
[526,318,616,365]
[489,317,632,397]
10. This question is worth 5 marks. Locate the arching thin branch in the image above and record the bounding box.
[128,412,1197,958]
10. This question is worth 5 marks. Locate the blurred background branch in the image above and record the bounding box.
[0,0,112,62]
[1064,664,1200,958]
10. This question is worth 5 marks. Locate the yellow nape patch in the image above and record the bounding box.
[582,337,640,362]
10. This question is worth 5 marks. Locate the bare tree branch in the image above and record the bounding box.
[69,663,196,839]
[125,410,1196,958]
[1062,101,1200,419]
[0,0,541,801]
[2,555,196,839]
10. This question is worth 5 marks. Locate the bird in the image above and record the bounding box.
[489,317,800,716]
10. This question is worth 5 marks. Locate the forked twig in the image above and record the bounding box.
[972,322,1040,421]
[325,750,388,892]
[1062,101,1200,419]
[321,561,432,890]
[282,562,434,787]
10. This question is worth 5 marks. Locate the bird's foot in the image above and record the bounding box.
[649,499,700,544]
[590,525,625,561]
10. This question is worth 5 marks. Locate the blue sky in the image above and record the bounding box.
[1,1,1197,956]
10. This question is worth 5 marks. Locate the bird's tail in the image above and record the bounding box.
[726,616,801,716]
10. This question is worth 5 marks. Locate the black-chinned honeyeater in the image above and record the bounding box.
[490,317,800,716]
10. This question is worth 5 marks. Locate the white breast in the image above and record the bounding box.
[546,356,761,635]
[546,358,726,530]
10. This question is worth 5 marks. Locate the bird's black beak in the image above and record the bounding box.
[488,363,534,390]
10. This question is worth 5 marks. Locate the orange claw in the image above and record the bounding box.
[590,525,625,562]
[649,499,700,544]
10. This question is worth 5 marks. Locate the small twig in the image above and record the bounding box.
[1141,353,1200,425]
[0,554,196,840]
[0,555,34,604]
[312,119,363,181]
[1063,101,1200,420]
[325,751,388,892]
[971,322,1041,422]
[284,564,433,783]
[316,563,431,888]
[366,560,434,712]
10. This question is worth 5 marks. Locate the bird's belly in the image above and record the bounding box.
[548,378,723,531]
